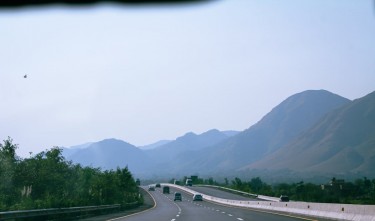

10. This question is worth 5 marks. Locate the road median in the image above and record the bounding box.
[166,183,375,221]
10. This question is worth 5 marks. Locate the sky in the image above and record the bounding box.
[1,0,375,158]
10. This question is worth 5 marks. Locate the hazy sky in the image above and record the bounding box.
[1,0,375,157]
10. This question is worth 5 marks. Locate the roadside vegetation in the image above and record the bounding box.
[229,177,375,204]
[176,176,375,205]
[0,137,141,211]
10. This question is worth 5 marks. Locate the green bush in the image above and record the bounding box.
[0,137,140,211]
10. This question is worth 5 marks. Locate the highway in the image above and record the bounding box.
[188,186,259,201]
[109,186,332,221]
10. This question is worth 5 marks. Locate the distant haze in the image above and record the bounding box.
[1,1,374,157]
[139,140,172,150]
[63,90,375,181]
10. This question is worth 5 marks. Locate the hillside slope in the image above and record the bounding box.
[246,91,375,177]
[184,90,350,174]
[65,138,153,174]
[145,129,233,169]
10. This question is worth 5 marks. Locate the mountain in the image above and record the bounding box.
[183,90,351,174]
[60,90,375,180]
[62,130,234,178]
[222,130,241,137]
[146,129,232,165]
[64,138,153,174]
[245,91,375,177]
[62,142,93,158]
[138,140,172,150]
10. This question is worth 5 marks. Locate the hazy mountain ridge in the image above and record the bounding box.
[138,140,172,150]
[181,90,351,174]
[64,138,153,174]
[221,130,240,137]
[63,130,237,176]
[245,91,375,176]
[62,90,375,179]
[61,142,93,158]
[145,129,234,166]
[147,129,241,174]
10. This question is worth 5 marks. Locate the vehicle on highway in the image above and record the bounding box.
[185,178,192,186]
[148,185,155,191]
[174,192,182,201]
[280,195,289,202]
[163,186,170,194]
[193,193,203,201]
[155,183,161,188]
[173,180,181,185]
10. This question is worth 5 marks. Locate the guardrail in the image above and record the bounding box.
[189,184,280,202]
[0,204,127,221]
[166,183,375,221]
[195,184,259,198]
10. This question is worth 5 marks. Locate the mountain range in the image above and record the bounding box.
[246,91,375,175]
[64,139,151,175]
[62,89,375,181]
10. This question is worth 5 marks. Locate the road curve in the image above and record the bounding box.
[110,186,331,221]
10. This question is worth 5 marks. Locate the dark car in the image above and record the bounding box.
[280,195,289,202]
[155,183,161,188]
[193,194,203,201]
[163,186,170,194]
[174,192,182,201]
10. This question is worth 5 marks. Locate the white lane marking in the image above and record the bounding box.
[172,196,182,221]
[237,218,244,221]
[228,214,233,217]
[216,210,220,212]
[108,187,157,221]
[221,211,226,214]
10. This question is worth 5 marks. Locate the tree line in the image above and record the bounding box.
[184,176,375,204]
[229,177,375,204]
[0,137,141,211]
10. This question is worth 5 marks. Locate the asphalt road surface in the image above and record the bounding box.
[109,185,332,221]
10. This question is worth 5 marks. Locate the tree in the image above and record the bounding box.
[249,177,263,193]
[0,137,19,210]
[0,138,141,211]
[0,137,18,162]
